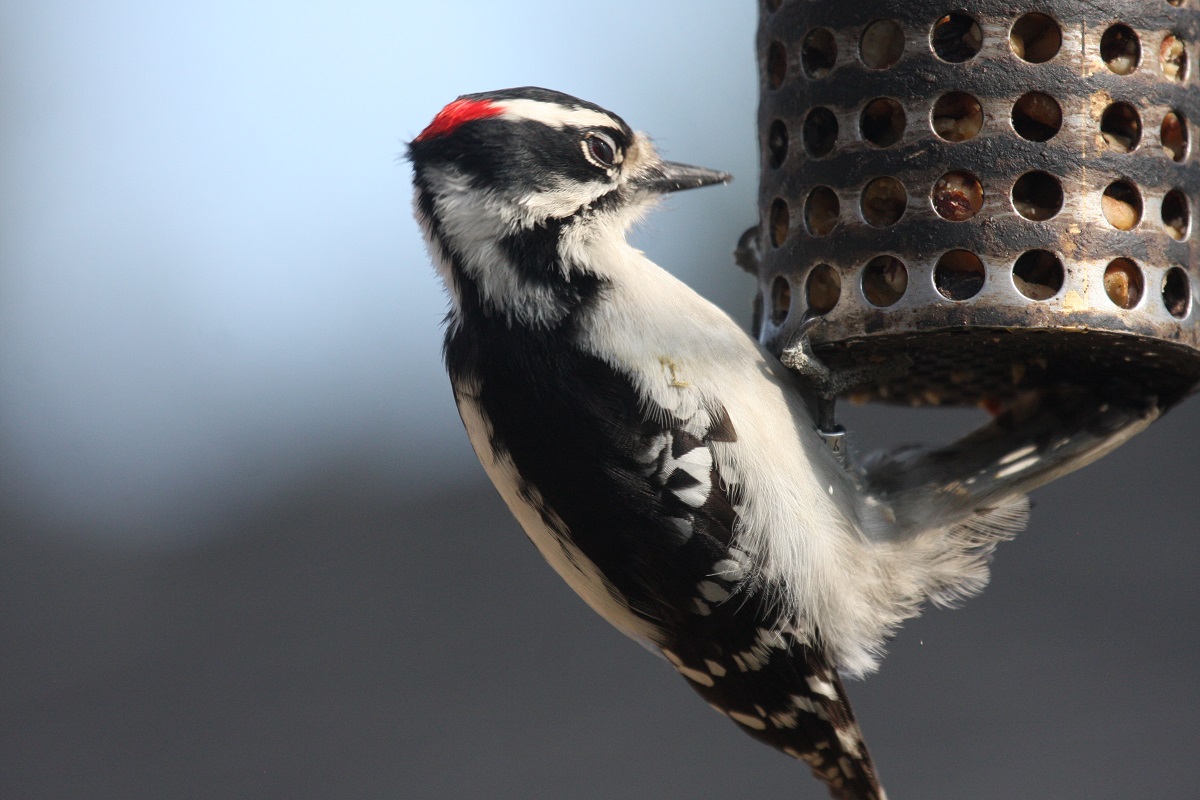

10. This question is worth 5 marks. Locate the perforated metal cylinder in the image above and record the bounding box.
[756,0,1200,406]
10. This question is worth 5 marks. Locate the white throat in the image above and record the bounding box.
[414,165,578,328]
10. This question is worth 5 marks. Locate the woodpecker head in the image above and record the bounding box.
[409,87,730,327]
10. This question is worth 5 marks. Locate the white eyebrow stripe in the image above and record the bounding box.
[497,98,620,131]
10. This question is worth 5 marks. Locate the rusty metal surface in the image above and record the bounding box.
[755,0,1200,406]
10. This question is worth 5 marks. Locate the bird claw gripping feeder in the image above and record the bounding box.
[750,0,1200,473]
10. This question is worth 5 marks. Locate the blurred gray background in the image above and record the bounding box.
[1,2,1196,798]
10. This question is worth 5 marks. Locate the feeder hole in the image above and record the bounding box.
[767,41,787,89]
[932,92,983,142]
[770,276,791,324]
[860,20,904,69]
[804,186,840,236]
[1104,258,1144,308]
[1163,266,1191,318]
[806,264,841,315]
[803,106,838,157]
[1012,92,1062,141]
[1161,189,1189,240]
[767,119,788,168]
[933,171,984,221]
[861,98,906,147]
[932,13,983,63]
[1010,13,1062,63]
[1012,171,1064,221]
[861,176,907,227]
[935,250,986,300]
[801,28,837,78]
[1101,24,1140,74]
[1100,102,1142,153]
[1102,180,1143,230]
[862,256,908,306]
[1162,111,1188,162]
[1013,250,1064,300]
[769,198,790,247]
[1161,35,1188,82]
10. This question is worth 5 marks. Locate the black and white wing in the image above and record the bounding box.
[635,412,885,800]
[449,326,883,799]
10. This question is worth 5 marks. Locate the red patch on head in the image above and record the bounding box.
[416,98,504,142]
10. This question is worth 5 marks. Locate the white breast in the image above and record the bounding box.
[569,242,900,675]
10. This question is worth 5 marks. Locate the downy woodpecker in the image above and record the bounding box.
[408,87,1159,800]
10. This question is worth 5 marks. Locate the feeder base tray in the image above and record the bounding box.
[806,327,1200,409]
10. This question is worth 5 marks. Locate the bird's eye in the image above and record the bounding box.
[583,134,617,169]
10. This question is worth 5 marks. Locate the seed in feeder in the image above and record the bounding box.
[1162,189,1189,240]
[1104,258,1143,308]
[804,186,840,236]
[861,176,907,227]
[803,106,838,157]
[860,19,904,69]
[861,255,908,306]
[1099,102,1141,153]
[1102,194,1139,229]
[769,197,790,246]
[801,28,837,78]
[1012,171,1064,221]
[1012,92,1062,141]
[1102,132,1131,152]
[932,13,983,63]
[1163,266,1191,318]
[932,92,983,142]
[806,263,841,314]
[1012,275,1056,300]
[934,249,986,300]
[1013,249,1064,300]
[770,275,791,324]
[1161,111,1188,162]
[1161,35,1187,82]
[1101,181,1142,230]
[933,171,983,221]
[1010,13,1062,64]
[1100,24,1140,75]
[860,97,906,147]
[1107,52,1138,75]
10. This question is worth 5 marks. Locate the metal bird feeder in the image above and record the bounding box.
[752,0,1200,411]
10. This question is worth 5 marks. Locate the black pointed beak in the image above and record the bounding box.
[633,161,732,194]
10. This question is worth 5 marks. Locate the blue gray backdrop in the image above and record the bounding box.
[2,3,1196,798]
